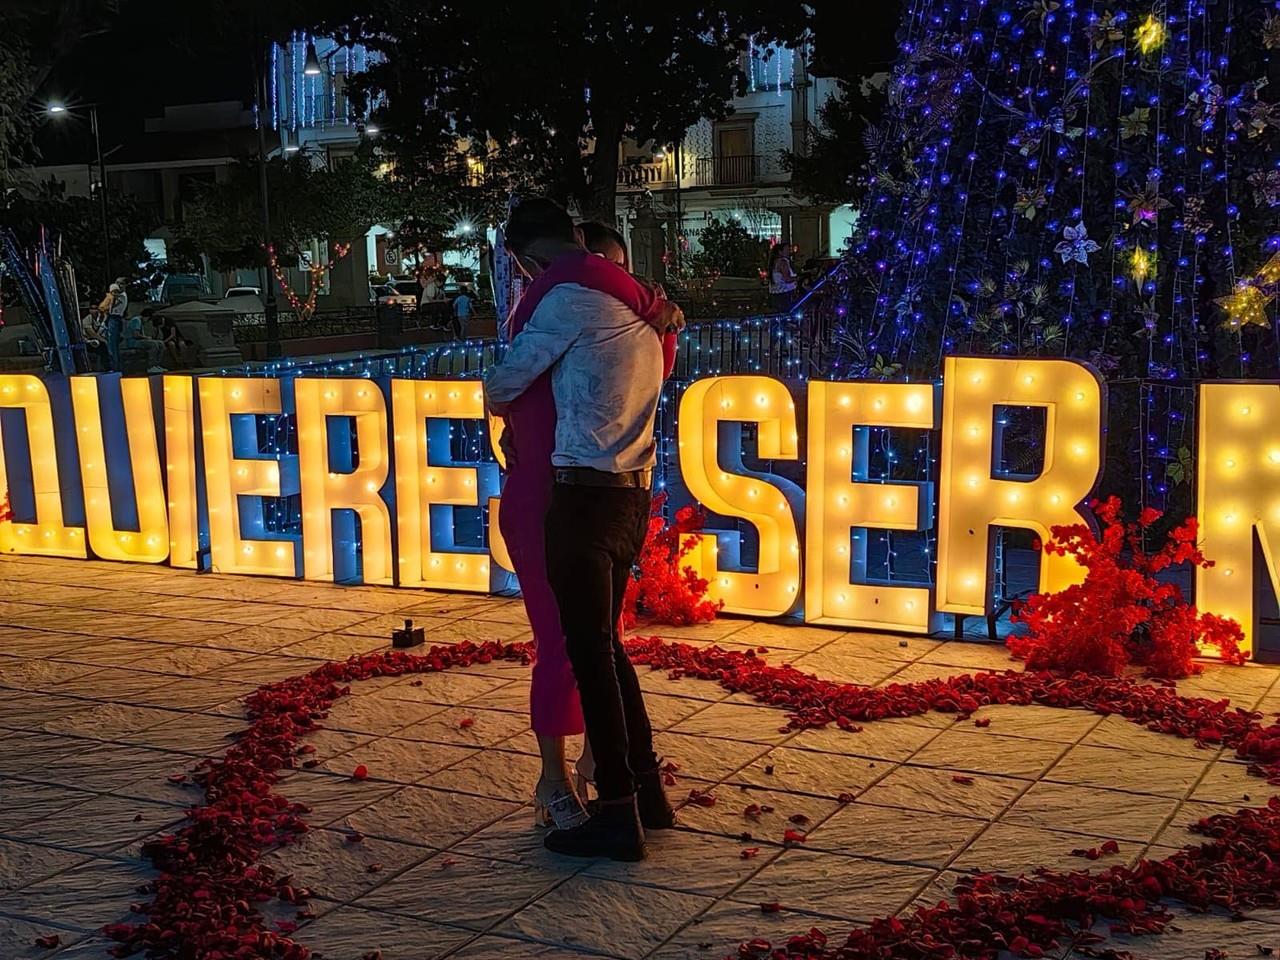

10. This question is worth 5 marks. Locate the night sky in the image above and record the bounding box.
[30,2,900,164]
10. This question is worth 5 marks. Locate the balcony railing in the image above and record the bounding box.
[694,154,760,187]
[616,160,672,189]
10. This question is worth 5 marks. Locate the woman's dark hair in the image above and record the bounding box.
[577,220,629,268]
[767,241,792,274]
[503,197,575,254]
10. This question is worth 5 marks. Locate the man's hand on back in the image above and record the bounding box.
[498,418,518,468]
[645,299,685,336]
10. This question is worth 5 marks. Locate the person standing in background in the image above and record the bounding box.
[767,242,798,314]
[451,284,473,339]
[98,278,128,371]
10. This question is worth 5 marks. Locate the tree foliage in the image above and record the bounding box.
[690,218,768,278]
[330,1,813,220]
[4,178,156,299]
[176,151,390,271]
[784,80,887,205]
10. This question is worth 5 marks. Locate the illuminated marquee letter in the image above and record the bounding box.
[0,375,86,557]
[1195,383,1280,657]
[199,377,299,576]
[485,411,514,575]
[163,375,201,569]
[805,381,937,632]
[70,375,168,563]
[679,375,802,617]
[392,379,498,591]
[936,357,1103,616]
[296,378,393,585]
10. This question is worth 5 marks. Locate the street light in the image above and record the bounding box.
[303,40,322,76]
[253,47,282,359]
[47,100,112,287]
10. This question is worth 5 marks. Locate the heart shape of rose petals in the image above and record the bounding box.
[102,637,1280,960]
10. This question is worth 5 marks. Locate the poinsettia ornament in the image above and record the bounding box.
[1054,222,1101,265]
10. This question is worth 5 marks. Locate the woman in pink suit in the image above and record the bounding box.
[497,204,680,829]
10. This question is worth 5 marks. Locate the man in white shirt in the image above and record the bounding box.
[484,198,673,861]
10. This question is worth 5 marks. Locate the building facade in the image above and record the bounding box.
[615,42,856,275]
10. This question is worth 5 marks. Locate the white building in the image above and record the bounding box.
[615,42,856,268]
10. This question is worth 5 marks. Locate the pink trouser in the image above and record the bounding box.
[499,391,584,738]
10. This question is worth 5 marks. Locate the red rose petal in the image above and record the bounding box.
[352,764,369,780]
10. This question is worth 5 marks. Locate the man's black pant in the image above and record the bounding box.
[545,481,658,803]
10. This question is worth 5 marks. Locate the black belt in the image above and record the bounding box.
[554,467,652,489]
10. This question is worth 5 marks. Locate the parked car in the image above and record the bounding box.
[160,274,208,304]
[373,281,419,311]
[223,286,262,299]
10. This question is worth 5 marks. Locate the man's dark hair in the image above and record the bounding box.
[503,197,575,253]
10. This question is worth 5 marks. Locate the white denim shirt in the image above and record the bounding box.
[483,284,663,473]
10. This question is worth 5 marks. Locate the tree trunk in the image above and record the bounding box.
[551,124,588,213]
[583,113,623,224]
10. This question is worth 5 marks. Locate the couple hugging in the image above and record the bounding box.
[483,198,685,862]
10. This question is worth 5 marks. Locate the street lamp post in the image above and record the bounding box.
[253,45,281,359]
[48,102,112,288]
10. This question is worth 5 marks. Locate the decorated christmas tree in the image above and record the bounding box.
[840,0,1277,376]
[829,0,1278,511]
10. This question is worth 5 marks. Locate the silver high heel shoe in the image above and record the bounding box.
[534,777,588,830]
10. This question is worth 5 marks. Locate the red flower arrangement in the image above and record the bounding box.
[622,493,723,629]
[1008,496,1247,678]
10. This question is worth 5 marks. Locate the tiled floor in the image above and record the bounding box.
[0,554,1277,959]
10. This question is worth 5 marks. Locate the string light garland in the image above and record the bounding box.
[266,241,352,322]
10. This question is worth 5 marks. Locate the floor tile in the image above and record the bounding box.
[1044,745,1212,798]
[0,839,91,893]
[804,801,985,866]
[730,850,936,921]
[292,905,474,960]
[651,732,770,784]
[320,735,479,785]
[729,745,886,798]
[647,900,834,960]
[1187,759,1274,804]
[964,703,1103,743]
[0,857,153,929]
[909,728,1068,779]
[424,749,542,801]
[858,764,1028,820]
[260,828,437,901]
[671,786,842,846]
[1000,782,1179,842]
[583,829,784,897]
[786,716,942,762]
[345,784,519,846]
[12,793,183,854]
[951,821,1132,875]
[499,874,715,957]
[360,851,571,931]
